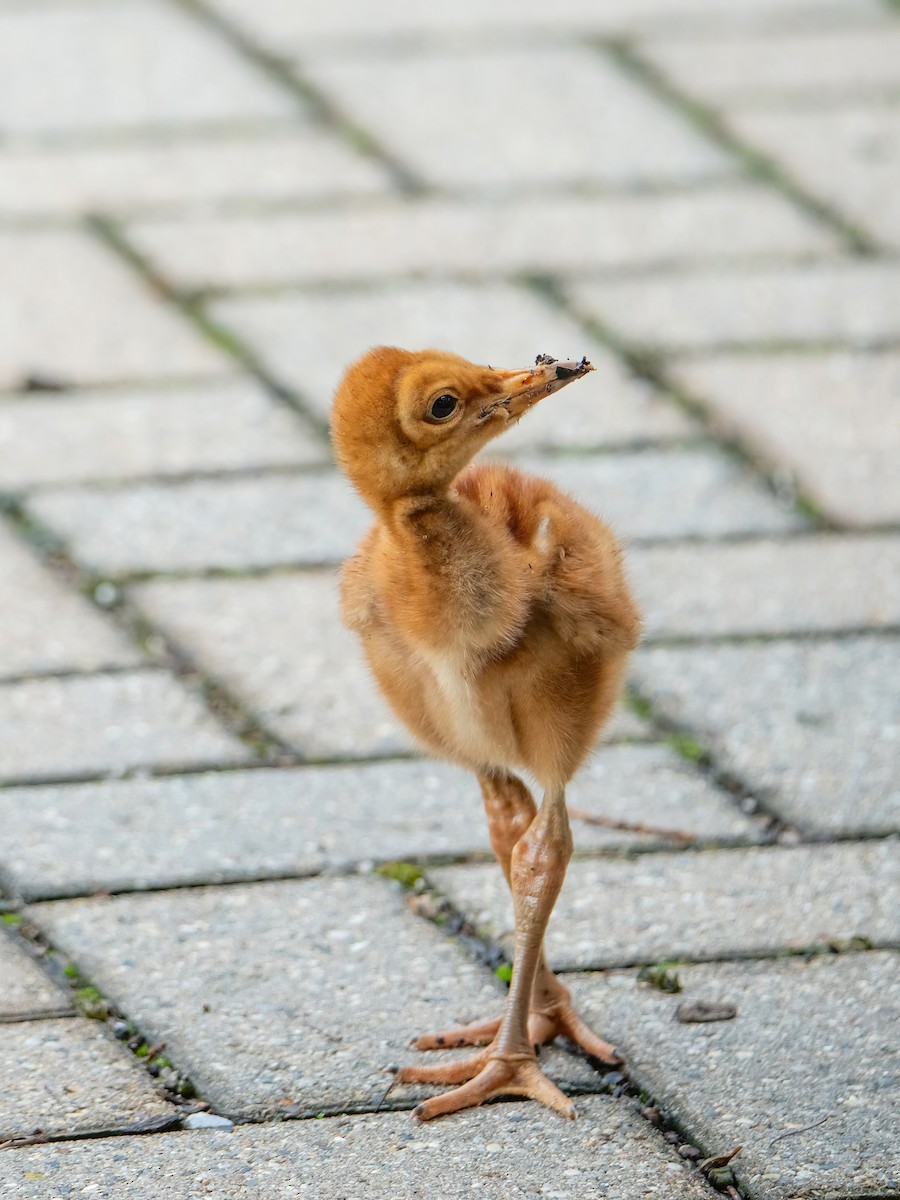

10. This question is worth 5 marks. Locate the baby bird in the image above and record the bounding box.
[332,347,640,1121]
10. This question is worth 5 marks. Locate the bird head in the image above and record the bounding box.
[332,346,594,510]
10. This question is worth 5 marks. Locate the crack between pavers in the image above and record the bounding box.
[597,37,884,258]
[165,0,427,198]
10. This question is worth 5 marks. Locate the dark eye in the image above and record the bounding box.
[430,394,458,420]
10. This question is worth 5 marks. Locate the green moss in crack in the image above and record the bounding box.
[637,962,683,994]
[377,861,424,889]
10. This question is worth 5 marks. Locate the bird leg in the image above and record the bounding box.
[399,782,587,1120]
[411,773,621,1066]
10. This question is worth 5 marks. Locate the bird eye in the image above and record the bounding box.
[429,394,458,420]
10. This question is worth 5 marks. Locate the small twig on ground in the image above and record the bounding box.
[567,806,695,842]
[769,1115,830,1147]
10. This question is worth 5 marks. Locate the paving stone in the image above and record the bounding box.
[205,0,886,46]
[0,378,326,490]
[641,27,900,104]
[430,840,899,971]
[0,0,293,137]
[212,281,696,447]
[0,128,390,219]
[731,103,900,251]
[0,522,140,678]
[131,184,835,290]
[0,231,224,390]
[630,534,900,640]
[133,572,411,759]
[632,637,900,836]
[0,933,71,1020]
[28,472,368,575]
[30,877,600,1120]
[31,447,800,577]
[0,1017,174,1141]
[0,670,249,786]
[0,746,754,901]
[571,260,900,353]
[304,46,729,191]
[0,1095,716,1200]
[672,349,900,526]
[568,953,900,1200]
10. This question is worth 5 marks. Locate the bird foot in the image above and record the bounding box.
[412,994,621,1066]
[398,1051,576,1122]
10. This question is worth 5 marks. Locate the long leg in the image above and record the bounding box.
[407,784,575,1120]
[412,772,620,1064]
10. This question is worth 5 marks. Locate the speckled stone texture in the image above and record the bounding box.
[632,637,900,835]
[569,952,900,1200]
[430,841,899,969]
[0,932,71,1020]
[0,1094,716,1200]
[0,746,754,901]
[30,876,601,1119]
[0,1018,175,1140]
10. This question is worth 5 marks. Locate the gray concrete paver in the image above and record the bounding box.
[211,280,696,444]
[0,1017,175,1141]
[430,840,899,970]
[0,746,753,901]
[29,876,599,1120]
[630,534,900,640]
[641,27,900,103]
[0,670,249,785]
[0,523,140,678]
[0,932,71,1020]
[0,0,294,137]
[568,952,900,1200]
[571,260,900,353]
[0,378,326,491]
[671,349,900,525]
[303,46,731,190]
[203,0,887,45]
[0,1094,716,1200]
[30,449,800,576]
[128,184,836,290]
[0,230,225,390]
[0,128,391,219]
[632,637,900,836]
[732,103,900,251]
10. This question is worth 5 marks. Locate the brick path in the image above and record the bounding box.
[1,0,898,1196]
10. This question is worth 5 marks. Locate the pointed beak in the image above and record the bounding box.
[478,355,595,423]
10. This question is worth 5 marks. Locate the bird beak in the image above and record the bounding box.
[478,355,595,422]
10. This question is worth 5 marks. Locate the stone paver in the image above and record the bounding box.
[133,572,411,759]
[569,952,900,1200]
[0,378,326,491]
[28,472,367,575]
[630,534,900,640]
[0,1095,716,1200]
[641,27,900,103]
[0,0,293,137]
[571,260,900,353]
[0,522,139,678]
[30,876,598,1120]
[0,933,71,1020]
[0,746,755,901]
[304,46,730,191]
[431,840,899,970]
[0,1017,175,1141]
[0,128,391,219]
[32,449,800,575]
[211,280,696,444]
[672,349,900,525]
[732,104,900,251]
[205,0,887,45]
[0,231,224,390]
[0,670,249,785]
[129,185,836,290]
[632,637,900,836]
